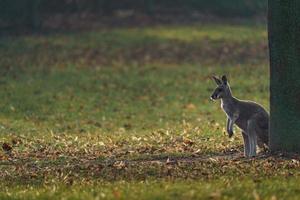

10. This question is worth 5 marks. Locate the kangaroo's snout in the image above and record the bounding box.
[210,87,222,100]
[210,94,217,101]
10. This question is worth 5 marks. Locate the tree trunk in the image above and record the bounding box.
[26,0,41,30]
[268,0,300,152]
[144,0,155,15]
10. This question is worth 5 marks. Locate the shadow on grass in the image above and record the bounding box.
[0,146,294,186]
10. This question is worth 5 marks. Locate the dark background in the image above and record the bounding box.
[0,0,267,31]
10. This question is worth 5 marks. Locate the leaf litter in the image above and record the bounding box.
[0,132,300,184]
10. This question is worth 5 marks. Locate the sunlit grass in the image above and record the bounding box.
[0,64,269,137]
[0,22,267,71]
[143,24,267,42]
[1,178,300,200]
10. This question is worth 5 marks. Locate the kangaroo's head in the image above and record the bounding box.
[210,75,232,100]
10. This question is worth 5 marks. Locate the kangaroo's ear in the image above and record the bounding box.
[221,75,227,85]
[212,76,222,85]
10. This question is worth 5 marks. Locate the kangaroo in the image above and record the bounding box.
[210,75,269,157]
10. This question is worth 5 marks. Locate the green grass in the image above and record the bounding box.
[0,22,297,200]
[2,178,300,200]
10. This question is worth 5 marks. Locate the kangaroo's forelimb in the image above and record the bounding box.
[226,118,234,138]
[226,113,238,138]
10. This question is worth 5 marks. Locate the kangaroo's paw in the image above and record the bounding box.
[228,130,234,138]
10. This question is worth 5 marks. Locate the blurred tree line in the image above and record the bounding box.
[0,0,266,29]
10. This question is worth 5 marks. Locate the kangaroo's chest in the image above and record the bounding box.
[221,101,247,131]
[221,102,237,119]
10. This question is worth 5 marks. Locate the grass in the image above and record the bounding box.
[2,178,300,200]
[0,21,298,200]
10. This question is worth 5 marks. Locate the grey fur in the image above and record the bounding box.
[210,75,269,157]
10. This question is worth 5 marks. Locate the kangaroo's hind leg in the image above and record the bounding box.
[256,128,269,153]
[242,131,250,157]
[247,119,257,157]
[257,138,264,149]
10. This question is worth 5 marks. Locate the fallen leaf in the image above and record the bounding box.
[2,142,12,152]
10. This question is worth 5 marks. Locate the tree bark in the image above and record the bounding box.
[269,0,300,152]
